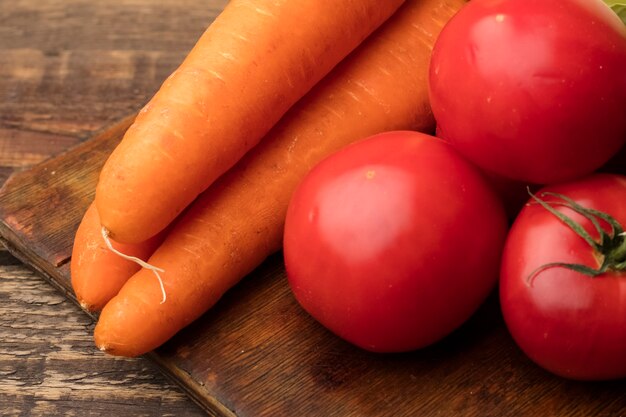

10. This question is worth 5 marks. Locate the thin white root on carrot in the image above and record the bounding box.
[101,227,167,304]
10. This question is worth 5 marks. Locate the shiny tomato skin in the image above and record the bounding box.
[284,131,508,352]
[500,174,626,380]
[429,0,626,184]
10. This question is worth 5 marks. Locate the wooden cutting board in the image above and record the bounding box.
[1,116,625,417]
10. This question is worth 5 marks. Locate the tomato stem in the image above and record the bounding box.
[614,232,626,264]
[525,190,626,286]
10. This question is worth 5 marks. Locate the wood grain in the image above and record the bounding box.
[0,0,226,414]
[0,129,80,167]
[0,0,226,137]
[0,116,133,273]
[0,249,205,417]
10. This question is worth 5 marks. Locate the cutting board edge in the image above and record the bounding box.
[0,115,239,415]
[0,221,237,417]
[148,352,238,417]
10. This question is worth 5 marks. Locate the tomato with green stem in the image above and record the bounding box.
[500,174,626,380]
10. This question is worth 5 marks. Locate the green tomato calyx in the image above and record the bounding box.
[604,0,626,25]
[525,190,626,286]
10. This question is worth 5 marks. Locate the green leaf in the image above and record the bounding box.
[604,0,626,25]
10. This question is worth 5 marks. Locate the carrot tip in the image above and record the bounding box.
[79,300,92,311]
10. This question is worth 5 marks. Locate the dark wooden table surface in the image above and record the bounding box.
[0,1,227,414]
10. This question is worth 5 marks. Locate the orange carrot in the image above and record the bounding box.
[70,203,166,312]
[95,0,405,244]
[94,0,466,357]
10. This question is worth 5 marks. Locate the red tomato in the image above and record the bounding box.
[283,131,508,352]
[429,0,626,184]
[500,174,626,380]
[437,123,535,219]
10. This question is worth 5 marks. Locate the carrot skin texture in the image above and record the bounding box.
[95,0,406,244]
[94,0,466,357]
[70,203,166,312]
